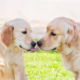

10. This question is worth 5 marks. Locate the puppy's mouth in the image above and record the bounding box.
[52,47,56,50]
[19,45,39,51]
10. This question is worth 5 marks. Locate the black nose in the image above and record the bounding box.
[37,41,42,47]
[31,42,36,47]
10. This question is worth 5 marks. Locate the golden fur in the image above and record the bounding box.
[38,17,80,80]
[0,18,34,80]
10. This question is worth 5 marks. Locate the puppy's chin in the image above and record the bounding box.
[21,46,39,52]
[39,46,57,51]
[27,49,31,51]
[22,48,32,52]
[20,48,32,52]
[39,47,52,51]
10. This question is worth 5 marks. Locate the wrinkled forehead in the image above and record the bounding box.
[8,18,32,32]
[47,20,70,34]
[14,23,32,32]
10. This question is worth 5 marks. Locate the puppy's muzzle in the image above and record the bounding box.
[37,41,42,47]
[19,41,36,51]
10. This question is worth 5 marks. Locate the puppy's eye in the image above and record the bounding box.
[22,31,27,34]
[51,32,56,36]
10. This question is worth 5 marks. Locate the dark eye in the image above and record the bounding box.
[51,32,56,36]
[22,31,27,34]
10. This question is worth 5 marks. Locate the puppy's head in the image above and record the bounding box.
[1,18,36,51]
[37,17,78,51]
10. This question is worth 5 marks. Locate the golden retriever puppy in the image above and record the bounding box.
[37,17,80,80]
[0,18,36,80]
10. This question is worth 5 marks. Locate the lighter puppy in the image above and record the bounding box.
[37,17,80,80]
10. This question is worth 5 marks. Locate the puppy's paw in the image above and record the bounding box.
[25,73,28,80]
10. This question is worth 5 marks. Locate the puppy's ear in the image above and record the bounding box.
[66,25,78,47]
[66,28,74,47]
[1,24,13,47]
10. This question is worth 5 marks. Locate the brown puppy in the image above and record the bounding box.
[0,18,36,80]
[37,17,80,80]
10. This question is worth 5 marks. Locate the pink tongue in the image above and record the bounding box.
[31,46,39,51]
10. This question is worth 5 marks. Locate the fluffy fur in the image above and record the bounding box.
[38,17,80,80]
[0,18,34,80]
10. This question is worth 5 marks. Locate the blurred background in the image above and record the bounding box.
[0,0,80,39]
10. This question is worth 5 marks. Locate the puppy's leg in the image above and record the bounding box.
[74,72,78,80]
[25,73,28,80]
[78,73,80,80]
[13,66,25,80]
[0,70,2,80]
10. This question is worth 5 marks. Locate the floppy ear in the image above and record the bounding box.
[66,25,78,47]
[1,24,13,47]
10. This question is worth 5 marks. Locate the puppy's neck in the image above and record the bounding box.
[1,42,22,54]
[63,45,76,55]
[8,43,22,53]
[57,44,76,55]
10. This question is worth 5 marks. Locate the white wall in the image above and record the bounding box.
[0,0,80,38]
[0,0,80,22]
